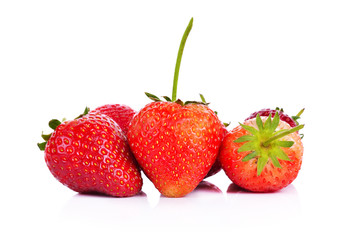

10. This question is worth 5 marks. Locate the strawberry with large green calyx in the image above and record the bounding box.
[237,113,304,176]
[127,18,225,198]
[38,108,143,197]
[219,112,304,192]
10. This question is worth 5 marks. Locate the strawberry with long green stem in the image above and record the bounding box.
[127,18,225,197]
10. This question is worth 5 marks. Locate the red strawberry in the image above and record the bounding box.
[219,112,304,192]
[127,18,224,197]
[90,104,136,134]
[204,123,228,178]
[128,102,223,197]
[204,158,222,179]
[38,110,142,197]
[245,107,304,128]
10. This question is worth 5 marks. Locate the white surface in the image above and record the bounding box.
[1,1,337,239]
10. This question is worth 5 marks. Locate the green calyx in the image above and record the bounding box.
[145,92,209,106]
[37,107,90,151]
[235,112,304,176]
[292,108,305,126]
[145,18,209,107]
[274,107,305,138]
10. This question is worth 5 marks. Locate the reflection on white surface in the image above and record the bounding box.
[225,183,301,227]
[60,191,151,228]
[59,181,301,234]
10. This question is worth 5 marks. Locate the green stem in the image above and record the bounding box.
[263,124,304,147]
[172,18,193,102]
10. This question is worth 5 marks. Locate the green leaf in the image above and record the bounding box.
[75,106,90,119]
[269,154,282,168]
[239,123,258,135]
[175,99,184,106]
[273,129,288,136]
[49,119,61,130]
[238,141,256,153]
[41,132,51,141]
[264,124,304,147]
[275,148,292,161]
[162,96,172,102]
[271,112,280,132]
[297,108,305,116]
[223,122,230,127]
[83,106,90,115]
[256,114,264,131]
[184,100,208,105]
[264,114,272,132]
[275,140,294,148]
[37,142,46,151]
[145,92,161,102]
[234,135,255,143]
[199,94,206,103]
[242,151,258,162]
[257,155,269,176]
[292,108,305,125]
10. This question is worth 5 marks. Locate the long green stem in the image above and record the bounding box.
[263,124,304,147]
[172,18,193,102]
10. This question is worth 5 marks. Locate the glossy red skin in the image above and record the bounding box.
[90,104,136,134]
[245,108,297,127]
[204,124,228,178]
[219,118,303,192]
[127,102,224,197]
[45,114,142,197]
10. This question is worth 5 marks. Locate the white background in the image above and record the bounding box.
[1,0,337,239]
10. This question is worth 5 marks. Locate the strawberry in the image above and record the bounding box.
[204,158,222,178]
[90,104,136,134]
[37,109,142,197]
[204,123,228,178]
[219,112,304,192]
[127,18,224,197]
[245,107,305,128]
[128,102,223,197]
